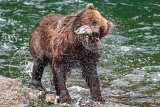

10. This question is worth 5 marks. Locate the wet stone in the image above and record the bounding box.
[0,76,28,107]
[0,76,45,107]
[45,92,58,103]
[22,87,45,105]
[0,76,130,107]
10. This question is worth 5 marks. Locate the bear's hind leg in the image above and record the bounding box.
[28,56,48,91]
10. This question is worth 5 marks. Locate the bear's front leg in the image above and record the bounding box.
[52,63,72,104]
[82,62,104,102]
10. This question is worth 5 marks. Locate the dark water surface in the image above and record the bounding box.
[0,0,160,106]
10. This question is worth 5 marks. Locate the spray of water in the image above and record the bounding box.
[9,46,33,77]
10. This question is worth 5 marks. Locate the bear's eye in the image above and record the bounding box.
[90,20,97,25]
[100,27,104,32]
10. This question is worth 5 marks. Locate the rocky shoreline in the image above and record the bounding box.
[0,76,130,107]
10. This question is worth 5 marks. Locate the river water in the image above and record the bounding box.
[0,0,160,106]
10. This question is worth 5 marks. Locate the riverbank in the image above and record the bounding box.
[0,76,130,107]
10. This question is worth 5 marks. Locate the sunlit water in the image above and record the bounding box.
[0,0,160,106]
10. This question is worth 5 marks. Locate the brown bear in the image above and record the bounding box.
[28,3,112,104]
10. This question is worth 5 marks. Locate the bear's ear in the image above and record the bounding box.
[86,3,94,10]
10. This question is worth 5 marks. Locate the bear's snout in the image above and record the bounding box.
[92,27,100,37]
[92,31,99,37]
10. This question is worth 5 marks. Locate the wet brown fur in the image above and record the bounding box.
[29,3,112,104]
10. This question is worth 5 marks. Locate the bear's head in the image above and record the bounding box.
[73,3,112,52]
[55,3,112,53]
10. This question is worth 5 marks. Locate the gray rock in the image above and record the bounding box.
[0,76,131,107]
[0,76,45,107]
[0,76,28,107]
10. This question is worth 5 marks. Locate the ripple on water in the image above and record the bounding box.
[128,26,154,32]
[125,74,144,82]
[154,14,160,17]
[141,66,160,71]
[110,79,130,88]
[0,18,6,21]
[68,86,89,93]
[24,1,35,5]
